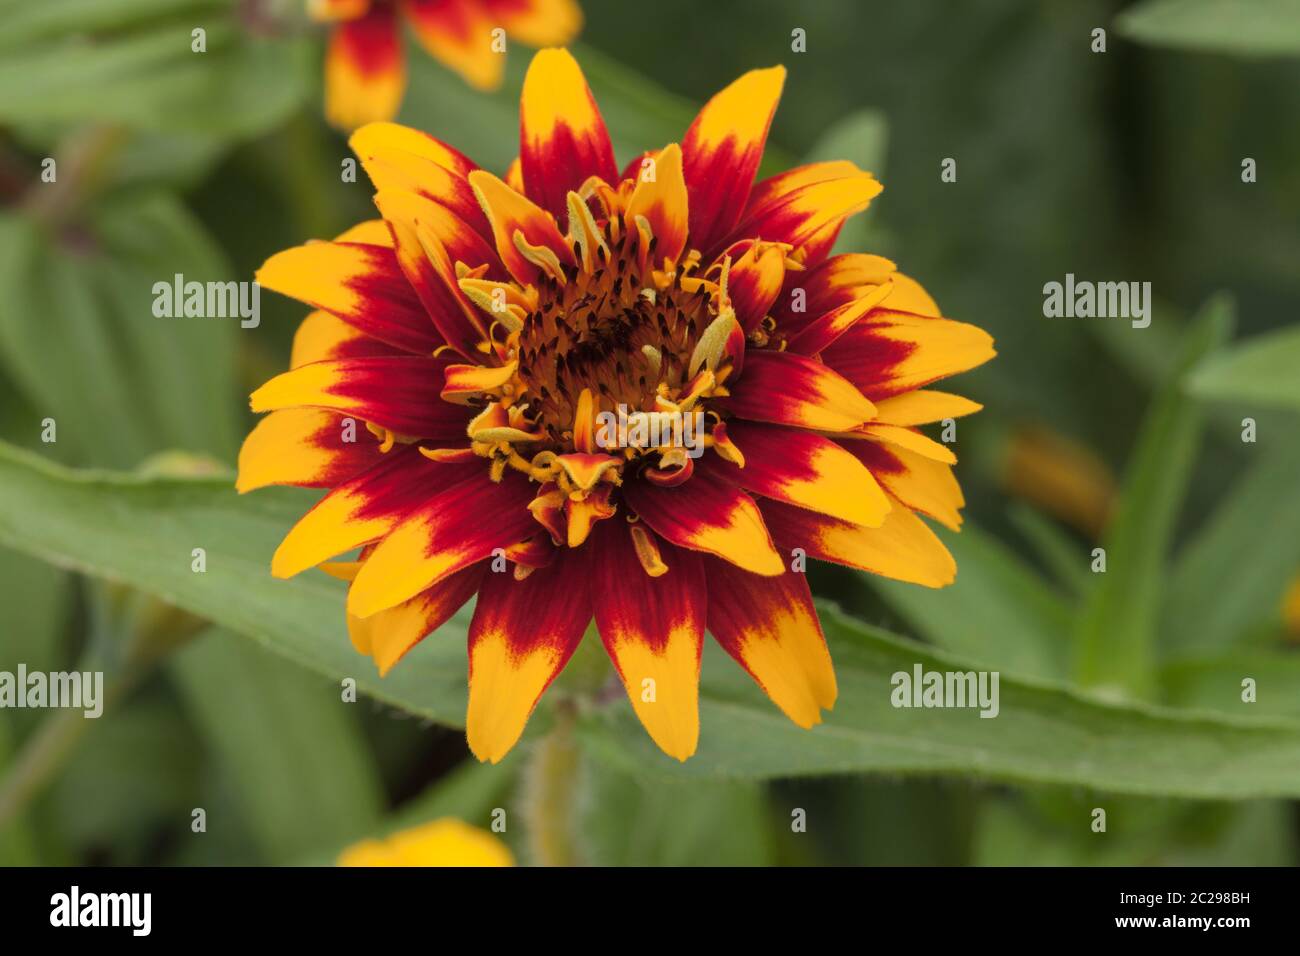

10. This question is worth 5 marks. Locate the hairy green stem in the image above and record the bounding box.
[522,703,584,867]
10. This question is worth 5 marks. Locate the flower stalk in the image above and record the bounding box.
[522,700,584,867]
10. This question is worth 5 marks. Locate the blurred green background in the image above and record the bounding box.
[1,0,1299,866]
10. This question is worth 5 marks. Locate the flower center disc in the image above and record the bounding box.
[515,223,714,446]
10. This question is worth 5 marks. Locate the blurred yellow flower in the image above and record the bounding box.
[1001,423,1116,538]
[337,817,514,866]
[1283,573,1300,640]
[309,0,583,130]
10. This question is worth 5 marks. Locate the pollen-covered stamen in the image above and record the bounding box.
[451,177,748,550]
[513,218,725,443]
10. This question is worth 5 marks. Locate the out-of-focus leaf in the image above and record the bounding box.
[1163,443,1300,653]
[774,777,974,865]
[49,693,202,862]
[0,547,68,677]
[585,759,773,866]
[805,109,890,255]
[0,442,472,725]
[806,110,889,174]
[0,0,312,136]
[974,792,1293,865]
[869,522,1072,680]
[581,601,1300,797]
[0,193,239,468]
[1117,0,1300,56]
[170,630,384,862]
[0,720,38,866]
[0,545,70,864]
[1006,503,1091,598]
[1187,324,1300,410]
[1073,296,1231,697]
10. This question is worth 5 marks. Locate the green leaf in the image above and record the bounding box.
[581,602,1300,797]
[0,442,472,726]
[1187,324,1300,410]
[170,630,385,862]
[1162,443,1300,653]
[1005,502,1091,598]
[0,720,39,866]
[0,547,68,677]
[0,193,239,468]
[11,442,1300,797]
[1073,296,1231,697]
[868,522,1072,680]
[773,778,974,865]
[805,109,890,255]
[1117,0,1300,56]
[973,793,1293,865]
[0,0,312,136]
[49,693,202,862]
[806,110,889,174]
[585,760,773,866]
[1162,652,1300,721]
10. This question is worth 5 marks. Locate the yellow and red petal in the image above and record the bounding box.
[332,218,397,247]
[622,469,783,576]
[761,497,955,588]
[484,0,582,46]
[325,5,406,131]
[881,272,940,316]
[350,122,491,242]
[347,470,538,617]
[271,449,460,578]
[871,389,983,426]
[237,407,384,493]
[504,156,525,192]
[852,422,957,464]
[772,252,895,334]
[257,241,442,354]
[591,520,705,761]
[372,189,499,358]
[290,310,403,369]
[681,65,785,255]
[310,0,370,23]
[795,216,844,269]
[349,120,478,178]
[519,47,618,221]
[402,0,504,92]
[468,169,575,284]
[841,437,964,531]
[722,349,876,432]
[722,239,788,333]
[625,143,689,267]
[440,360,518,403]
[703,556,836,729]
[725,161,882,256]
[348,561,484,675]
[250,355,472,438]
[466,547,592,762]
[820,309,996,401]
[785,280,893,355]
[702,422,890,528]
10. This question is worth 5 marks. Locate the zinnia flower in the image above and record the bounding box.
[338,817,514,866]
[310,0,582,129]
[240,49,995,763]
